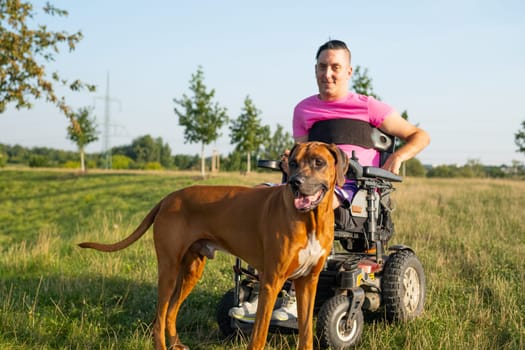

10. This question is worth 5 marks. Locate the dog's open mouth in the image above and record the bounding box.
[293,187,327,212]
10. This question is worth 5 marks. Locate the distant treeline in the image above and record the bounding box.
[0,135,283,173]
[0,137,523,178]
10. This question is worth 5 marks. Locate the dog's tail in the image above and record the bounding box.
[78,201,161,252]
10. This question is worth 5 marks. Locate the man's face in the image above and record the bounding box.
[315,49,352,101]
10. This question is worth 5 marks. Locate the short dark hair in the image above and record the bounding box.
[315,39,351,63]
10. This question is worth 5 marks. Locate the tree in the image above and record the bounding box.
[0,144,6,167]
[404,158,426,177]
[427,164,460,178]
[112,135,173,169]
[460,159,485,178]
[263,123,294,159]
[173,153,199,170]
[0,1,95,121]
[67,107,98,172]
[229,96,270,174]
[174,66,228,177]
[131,135,158,165]
[351,66,380,100]
[515,120,525,156]
[131,135,172,169]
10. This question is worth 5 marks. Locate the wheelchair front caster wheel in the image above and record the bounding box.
[316,295,364,349]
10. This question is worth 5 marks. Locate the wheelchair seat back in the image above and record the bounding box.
[307,118,396,168]
[307,119,398,250]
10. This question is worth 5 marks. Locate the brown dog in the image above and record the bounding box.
[79,142,348,350]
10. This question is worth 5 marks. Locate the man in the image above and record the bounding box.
[295,39,429,174]
[230,39,430,323]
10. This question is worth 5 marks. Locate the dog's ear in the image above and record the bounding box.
[288,143,299,159]
[327,143,349,186]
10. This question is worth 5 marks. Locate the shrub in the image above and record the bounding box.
[63,161,80,169]
[111,155,134,169]
[144,162,163,170]
[87,160,98,169]
[29,155,49,167]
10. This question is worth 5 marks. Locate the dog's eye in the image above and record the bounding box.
[314,158,326,167]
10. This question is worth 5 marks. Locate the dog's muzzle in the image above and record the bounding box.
[288,175,328,212]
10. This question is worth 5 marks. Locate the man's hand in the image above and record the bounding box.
[381,153,403,175]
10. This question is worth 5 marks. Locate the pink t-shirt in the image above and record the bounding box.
[293,92,394,166]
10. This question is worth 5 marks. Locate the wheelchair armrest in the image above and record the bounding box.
[257,159,288,182]
[257,160,281,171]
[362,166,403,182]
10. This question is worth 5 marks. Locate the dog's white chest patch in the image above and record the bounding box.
[288,231,326,279]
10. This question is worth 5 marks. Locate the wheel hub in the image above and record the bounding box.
[336,313,358,341]
[403,266,421,313]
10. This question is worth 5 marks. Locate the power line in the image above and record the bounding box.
[94,72,121,169]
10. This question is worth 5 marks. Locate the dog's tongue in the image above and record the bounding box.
[294,193,317,210]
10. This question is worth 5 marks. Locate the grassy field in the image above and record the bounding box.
[0,169,523,349]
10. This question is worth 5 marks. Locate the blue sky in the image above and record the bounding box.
[1,0,524,166]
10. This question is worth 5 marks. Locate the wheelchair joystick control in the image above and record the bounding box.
[351,150,359,163]
[347,151,363,179]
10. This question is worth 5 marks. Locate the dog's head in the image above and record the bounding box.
[287,142,349,212]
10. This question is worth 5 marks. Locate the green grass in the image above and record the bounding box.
[0,169,524,349]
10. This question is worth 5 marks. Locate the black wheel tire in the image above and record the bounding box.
[216,285,251,338]
[316,295,364,349]
[382,249,426,322]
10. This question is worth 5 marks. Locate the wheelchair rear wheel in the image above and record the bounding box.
[382,249,426,322]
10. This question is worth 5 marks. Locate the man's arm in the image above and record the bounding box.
[379,111,430,175]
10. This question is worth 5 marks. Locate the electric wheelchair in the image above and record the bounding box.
[216,120,426,349]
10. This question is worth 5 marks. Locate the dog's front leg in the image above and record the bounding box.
[248,277,284,350]
[293,272,322,350]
